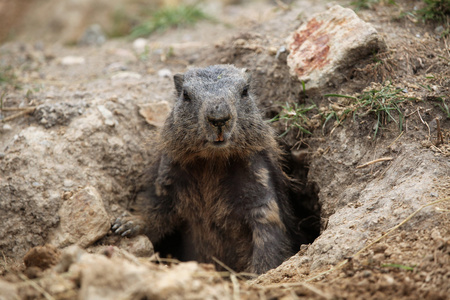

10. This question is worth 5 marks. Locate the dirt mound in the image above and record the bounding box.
[1,0,449,299]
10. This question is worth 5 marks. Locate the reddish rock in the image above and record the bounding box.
[287,5,386,90]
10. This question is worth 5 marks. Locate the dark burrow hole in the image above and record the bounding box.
[284,147,322,249]
[149,146,321,268]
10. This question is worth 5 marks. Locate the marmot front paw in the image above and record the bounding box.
[112,213,146,237]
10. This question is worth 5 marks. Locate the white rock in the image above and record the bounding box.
[2,124,12,131]
[287,5,386,90]
[157,68,172,78]
[97,105,117,127]
[49,186,110,248]
[60,56,86,65]
[111,71,142,80]
[133,38,148,53]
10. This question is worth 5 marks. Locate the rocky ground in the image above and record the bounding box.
[0,0,449,299]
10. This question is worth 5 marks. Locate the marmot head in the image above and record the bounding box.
[161,65,275,165]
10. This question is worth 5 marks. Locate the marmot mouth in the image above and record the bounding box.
[205,127,231,147]
[213,134,227,146]
[211,132,229,147]
[215,132,224,142]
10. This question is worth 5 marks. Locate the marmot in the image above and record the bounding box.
[113,65,297,274]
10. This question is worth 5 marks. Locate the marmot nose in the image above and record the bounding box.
[207,115,231,128]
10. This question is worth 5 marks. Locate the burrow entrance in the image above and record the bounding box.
[283,144,322,254]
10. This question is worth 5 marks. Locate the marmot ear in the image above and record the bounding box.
[173,74,184,96]
[241,68,252,84]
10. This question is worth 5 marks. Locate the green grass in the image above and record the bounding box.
[355,83,409,138]
[0,66,20,89]
[350,0,396,10]
[321,94,357,134]
[350,0,381,10]
[324,82,416,138]
[109,9,136,38]
[269,103,316,137]
[429,97,450,118]
[351,0,449,23]
[419,83,450,118]
[0,67,14,84]
[130,4,212,39]
[382,263,415,271]
[418,0,450,22]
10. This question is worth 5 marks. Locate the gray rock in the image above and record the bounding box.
[287,5,386,90]
[49,186,110,248]
[435,25,444,36]
[34,102,87,128]
[78,24,106,46]
[118,235,154,257]
[103,62,128,74]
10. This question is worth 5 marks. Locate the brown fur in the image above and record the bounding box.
[113,65,297,274]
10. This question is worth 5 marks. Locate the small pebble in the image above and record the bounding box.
[63,179,74,188]
[435,25,444,35]
[97,105,117,127]
[133,38,148,53]
[78,24,106,46]
[111,72,142,80]
[104,62,128,73]
[60,56,85,65]
[3,124,12,131]
[158,68,172,78]
[362,270,372,278]
[0,152,5,159]
[275,45,287,59]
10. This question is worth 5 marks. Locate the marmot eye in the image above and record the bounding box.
[183,90,191,102]
[241,85,249,98]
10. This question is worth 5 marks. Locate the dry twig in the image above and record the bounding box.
[1,108,35,122]
[416,108,431,139]
[387,131,404,148]
[356,157,394,169]
[436,118,444,146]
[231,274,240,300]
[1,106,36,112]
[212,257,256,280]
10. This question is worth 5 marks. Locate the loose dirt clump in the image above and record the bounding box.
[23,245,61,271]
